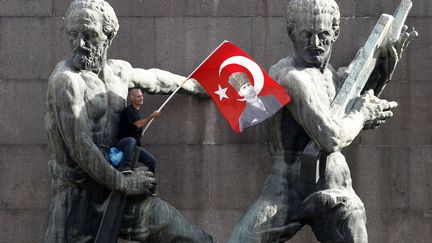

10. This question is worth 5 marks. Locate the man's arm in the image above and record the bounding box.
[133,110,160,128]
[47,71,155,196]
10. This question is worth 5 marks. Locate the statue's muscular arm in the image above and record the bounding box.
[47,69,155,196]
[280,71,366,153]
[113,60,205,95]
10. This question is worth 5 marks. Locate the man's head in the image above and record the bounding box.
[65,0,119,72]
[228,72,257,100]
[286,0,340,70]
[129,88,144,108]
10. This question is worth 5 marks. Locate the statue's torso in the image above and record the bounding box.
[46,59,132,180]
[267,57,354,197]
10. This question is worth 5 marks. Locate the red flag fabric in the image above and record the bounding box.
[190,41,291,132]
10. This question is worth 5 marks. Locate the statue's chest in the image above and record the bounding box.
[310,71,337,107]
[82,74,127,122]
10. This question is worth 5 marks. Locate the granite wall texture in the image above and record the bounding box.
[0,0,431,242]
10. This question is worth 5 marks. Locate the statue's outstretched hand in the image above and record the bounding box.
[381,25,418,79]
[122,168,156,196]
[355,90,398,130]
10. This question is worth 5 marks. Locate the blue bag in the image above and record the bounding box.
[108,147,124,168]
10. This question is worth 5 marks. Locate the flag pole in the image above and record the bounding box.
[141,40,229,136]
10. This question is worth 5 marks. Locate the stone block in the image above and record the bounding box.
[366,209,432,243]
[0,209,48,243]
[356,0,402,17]
[345,145,410,211]
[0,17,67,81]
[407,17,432,81]
[146,144,211,210]
[0,0,52,17]
[260,0,287,17]
[109,17,156,68]
[336,0,355,17]
[409,0,432,17]
[205,144,270,210]
[171,0,261,17]
[0,81,47,145]
[260,0,354,17]
[252,17,291,71]
[356,0,432,18]
[180,209,244,243]
[155,17,253,75]
[54,0,171,17]
[0,145,51,210]
[407,146,432,211]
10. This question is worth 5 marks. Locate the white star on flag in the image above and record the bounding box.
[214,85,229,101]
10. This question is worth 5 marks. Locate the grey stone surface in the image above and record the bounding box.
[356,0,432,18]
[345,145,410,210]
[355,0,396,17]
[358,81,432,145]
[0,145,51,210]
[149,144,211,210]
[155,17,253,75]
[171,0,261,17]
[0,81,47,145]
[54,0,171,17]
[408,17,432,81]
[252,17,291,71]
[335,0,355,17]
[144,144,270,211]
[0,0,52,17]
[260,0,287,17]
[110,17,157,68]
[0,17,67,81]
[409,0,432,17]
[407,146,432,210]
[0,209,49,243]
[205,144,270,210]
[366,209,432,243]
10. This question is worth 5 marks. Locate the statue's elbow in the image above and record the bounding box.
[320,137,344,153]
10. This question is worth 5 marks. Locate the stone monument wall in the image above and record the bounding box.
[0,0,431,242]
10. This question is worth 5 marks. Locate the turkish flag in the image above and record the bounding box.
[190,41,291,132]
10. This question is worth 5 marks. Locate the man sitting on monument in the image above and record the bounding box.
[227,72,282,131]
[229,0,416,242]
[45,0,212,242]
[114,88,160,174]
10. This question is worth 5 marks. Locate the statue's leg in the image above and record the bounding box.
[119,196,213,243]
[310,199,368,243]
[228,158,301,243]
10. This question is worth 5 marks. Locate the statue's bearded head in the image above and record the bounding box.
[286,0,340,70]
[65,0,119,72]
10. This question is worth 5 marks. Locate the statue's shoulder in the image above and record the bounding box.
[269,56,297,83]
[269,57,307,89]
[107,59,133,73]
[47,60,84,97]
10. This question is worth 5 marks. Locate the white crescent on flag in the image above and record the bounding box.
[219,56,264,100]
